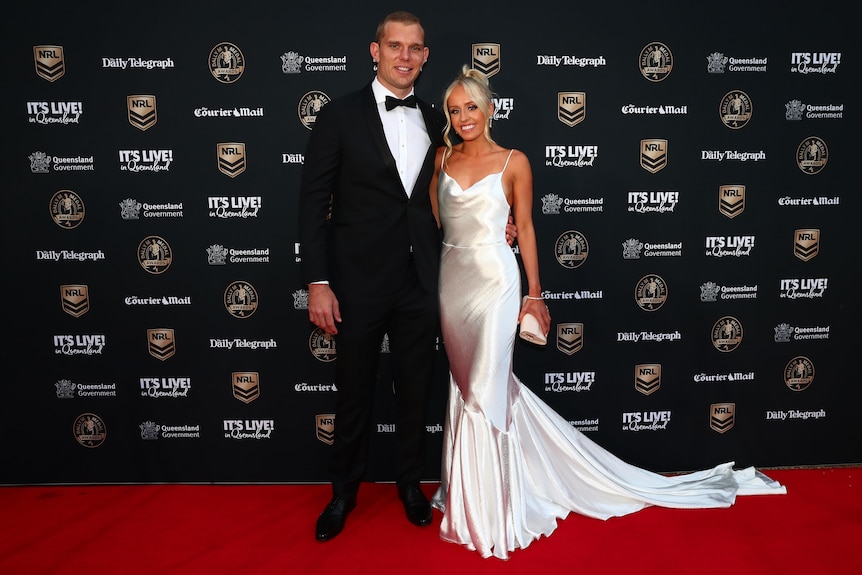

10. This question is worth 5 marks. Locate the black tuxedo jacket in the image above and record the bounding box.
[299,82,446,297]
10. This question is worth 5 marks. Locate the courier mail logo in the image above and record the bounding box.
[127,95,157,131]
[34,45,65,81]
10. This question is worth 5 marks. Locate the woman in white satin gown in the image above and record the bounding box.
[428,67,786,560]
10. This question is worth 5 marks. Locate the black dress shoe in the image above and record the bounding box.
[398,486,432,527]
[315,495,356,541]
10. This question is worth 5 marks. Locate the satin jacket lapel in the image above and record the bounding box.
[362,84,401,190]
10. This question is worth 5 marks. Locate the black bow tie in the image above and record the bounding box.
[385,95,417,111]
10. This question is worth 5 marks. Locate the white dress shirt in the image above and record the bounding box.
[372,77,431,198]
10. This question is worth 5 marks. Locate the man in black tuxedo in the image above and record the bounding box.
[298,11,445,542]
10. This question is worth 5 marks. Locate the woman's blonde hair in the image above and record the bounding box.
[442,66,496,157]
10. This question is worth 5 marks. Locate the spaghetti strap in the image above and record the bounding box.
[501,149,515,174]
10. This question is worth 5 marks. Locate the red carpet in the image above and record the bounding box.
[1,467,859,574]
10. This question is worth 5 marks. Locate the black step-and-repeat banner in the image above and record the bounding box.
[4,3,857,484]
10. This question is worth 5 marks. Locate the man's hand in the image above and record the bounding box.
[505,214,518,246]
[307,283,341,335]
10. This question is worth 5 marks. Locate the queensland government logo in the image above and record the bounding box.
[709,403,735,433]
[796,136,828,174]
[711,316,743,352]
[558,92,585,127]
[224,281,259,318]
[719,90,752,129]
[640,139,667,173]
[127,95,157,131]
[635,274,668,311]
[34,45,64,81]
[555,230,588,268]
[50,190,85,229]
[209,42,244,83]
[138,235,172,273]
[73,413,106,447]
[785,356,814,391]
[60,284,89,317]
[639,42,672,82]
[298,90,331,130]
[472,43,500,77]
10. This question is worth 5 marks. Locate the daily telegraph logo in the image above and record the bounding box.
[797,137,828,174]
[558,92,585,127]
[556,323,583,355]
[127,95,157,131]
[209,42,244,83]
[34,45,64,81]
[794,228,820,261]
[719,185,745,218]
[217,143,246,177]
[147,328,175,360]
[50,190,85,229]
[60,284,89,317]
[640,139,667,173]
[635,364,661,395]
[709,403,735,433]
[639,42,672,82]
[232,372,260,403]
[472,43,500,78]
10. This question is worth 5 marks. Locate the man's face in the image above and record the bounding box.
[370,22,428,97]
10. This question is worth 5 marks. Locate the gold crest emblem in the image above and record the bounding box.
[232,372,260,403]
[635,364,661,395]
[557,323,583,355]
[640,139,667,173]
[558,92,585,127]
[60,284,90,317]
[217,142,246,177]
[472,43,500,78]
[34,45,65,81]
[719,185,745,218]
[794,228,820,261]
[710,403,735,433]
[147,328,176,360]
[127,95,157,131]
[316,414,335,445]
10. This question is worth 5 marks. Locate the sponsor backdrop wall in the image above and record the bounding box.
[4,2,857,485]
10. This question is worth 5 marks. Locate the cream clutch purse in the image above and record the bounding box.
[518,297,547,346]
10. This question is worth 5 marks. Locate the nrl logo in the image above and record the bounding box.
[640,139,667,173]
[793,228,820,261]
[127,95,157,131]
[556,323,583,355]
[719,185,745,218]
[147,328,176,361]
[217,142,246,177]
[316,414,335,445]
[472,43,500,78]
[34,45,65,81]
[635,364,661,395]
[60,284,90,317]
[232,372,260,403]
[558,92,585,127]
[709,403,735,433]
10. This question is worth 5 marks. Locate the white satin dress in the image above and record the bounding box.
[430,150,786,560]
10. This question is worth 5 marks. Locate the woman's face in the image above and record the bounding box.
[447,84,489,142]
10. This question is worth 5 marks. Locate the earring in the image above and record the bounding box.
[373,60,378,72]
